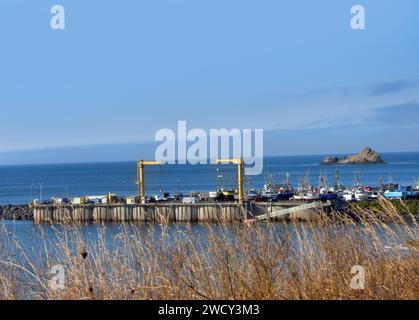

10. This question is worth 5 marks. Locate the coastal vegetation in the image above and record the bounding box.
[0,198,417,300]
[356,199,419,216]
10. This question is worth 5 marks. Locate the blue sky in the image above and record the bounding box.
[0,0,418,164]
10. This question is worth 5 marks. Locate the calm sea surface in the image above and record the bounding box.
[0,220,415,261]
[0,152,418,205]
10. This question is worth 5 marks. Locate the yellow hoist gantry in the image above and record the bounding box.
[216,158,245,205]
[136,160,161,204]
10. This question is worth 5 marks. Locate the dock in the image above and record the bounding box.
[254,201,331,221]
[33,201,332,223]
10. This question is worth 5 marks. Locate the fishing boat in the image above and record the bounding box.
[208,191,218,199]
[274,188,294,200]
[275,172,294,200]
[332,167,345,192]
[260,183,279,201]
[349,171,369,201]
[258,175,277,201]
[221,189,236,201]
[354,189,369,201]
[368,191,381,200]
[384,186,419,199]
[303,191,321,201]
[340,190,355,202]
[246,189,259,201]
[292,169,320,201]
[318,172,338,200]
[384,188,407,199]
[244,177,259,201]
[211,167,236,201]
[320,190,338,200]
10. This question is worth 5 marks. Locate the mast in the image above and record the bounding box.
[353,170,361,188]
[334,167,342,190]
[285,172,291,189]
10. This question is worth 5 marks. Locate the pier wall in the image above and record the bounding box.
[33,201,327,223]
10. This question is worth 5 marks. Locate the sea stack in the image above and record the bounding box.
[320,147,386,165]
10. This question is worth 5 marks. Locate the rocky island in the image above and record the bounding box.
[320,147,386,165]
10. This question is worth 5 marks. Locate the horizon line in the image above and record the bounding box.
[0,150,418,167]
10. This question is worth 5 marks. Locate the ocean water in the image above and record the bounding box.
[0,220,414,268]
[0,152,418,205]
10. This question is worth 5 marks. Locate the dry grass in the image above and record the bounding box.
[0,198,418,300]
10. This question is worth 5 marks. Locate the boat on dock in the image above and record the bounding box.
[275,188,294,200]
[384,186,419,199]
[320,191,338,201]
[259,183,279,201]
[354,189,369,201]
[318,172,338,200]
[259,174,294,201]
[275,172,294,200]
[244,178,259,201]
[340,190,355,202]
[292,169,320,201]
[246,189,259,201]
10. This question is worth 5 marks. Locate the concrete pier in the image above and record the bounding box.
[33,201,331,223]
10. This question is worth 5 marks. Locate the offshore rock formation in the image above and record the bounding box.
[320,147,386,165]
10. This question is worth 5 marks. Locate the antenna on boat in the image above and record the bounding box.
[378,176,384,188]
[319,171,328,190]
[231,176,237,192]
[265,173,273,185]
[388,172,394,184]
[216,167,224,190]
[304,169,312,190]
[353,170,361,188]
[334,167,342,190]
[285,172,291,189]
[245,176,254,192]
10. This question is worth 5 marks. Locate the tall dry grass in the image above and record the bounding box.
[0,198,418,300]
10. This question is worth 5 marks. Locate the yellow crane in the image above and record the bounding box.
[216,158,245,205]
[136,160,161,204]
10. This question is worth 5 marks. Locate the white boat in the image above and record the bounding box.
[368,192,380,200]
[292,169,319,201]
[208,191,218,199]
[303,191,320,201]
[246,189,259,201]
[292,193,305,200]
[260,184,278,201]
[354,189,369,201]
[292,193,303,200]
[292,190,320,201]
[341,191,355,202]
